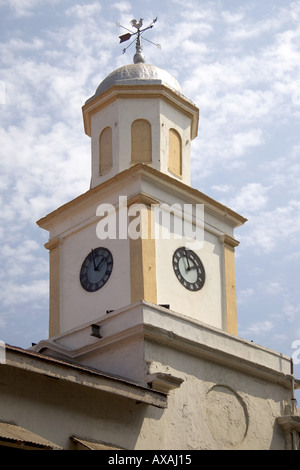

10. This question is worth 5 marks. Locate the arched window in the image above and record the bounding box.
[168,128,182,176]
[131,119,152,163]
[99,126,113,175]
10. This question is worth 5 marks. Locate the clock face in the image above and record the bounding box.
[80,247,113,292]
[172,247,205,291]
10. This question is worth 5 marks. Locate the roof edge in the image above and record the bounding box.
[3,344,167,409]
[37,163,247,232]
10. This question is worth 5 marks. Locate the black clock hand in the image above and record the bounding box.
[183,248,191,271]
[91,249,97,270]
[95,256,105,271]
[188,264,197,270]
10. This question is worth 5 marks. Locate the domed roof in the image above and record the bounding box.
[93,63,184,98]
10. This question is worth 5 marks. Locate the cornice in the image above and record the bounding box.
[30,299,293,391]
[82,83,199,140]
[37,164,247,233]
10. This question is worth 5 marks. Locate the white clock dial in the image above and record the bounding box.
[172,247,205,291]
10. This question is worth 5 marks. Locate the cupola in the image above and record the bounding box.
[82,61,199,188]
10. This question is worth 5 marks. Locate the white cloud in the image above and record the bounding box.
[237,288,255,304]
[211,184,233,193]
[283,302,300,323]
[221,10,246,25]
[227,183,269,214]
[6,0,62,17]
[0,80,6,104]
[0,238,48,282]
[225,2,300,42]
[265,282,284,295]
[1,239,39,258]
[112,1,132,13]
[239,200,300,253]
[241,321,274,338]
[173,2,300,187]
[0,279,48,306]
[231,129,263,158]
[226,16,281,41]
[0,116,90,228]
[66,2,101,19]
[1,37,44,52]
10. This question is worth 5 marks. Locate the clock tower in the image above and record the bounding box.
[34,32,246,383]
[19,23,298,451]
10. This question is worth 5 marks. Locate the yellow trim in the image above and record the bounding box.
[44,238,60,251]
[127,192,159,207]
[223,235,239,335]
[45,238,61,337]
[131,119,152,163]
[168,128,182,177]
[129,198,157,304]
[99,126,113,175]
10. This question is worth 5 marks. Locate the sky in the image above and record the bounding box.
[0,0,300,397]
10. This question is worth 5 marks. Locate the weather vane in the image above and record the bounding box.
[116,17,161,63]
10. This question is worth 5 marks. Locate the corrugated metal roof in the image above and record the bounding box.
[0,422,62,449]
[72,437,122,450]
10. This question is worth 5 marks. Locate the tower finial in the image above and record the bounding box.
[117,17,161,64]
[132,19,145,64]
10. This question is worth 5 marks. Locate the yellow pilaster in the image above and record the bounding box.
[45,238,61,338]
[129,194,157,304]
[224,235,239,335]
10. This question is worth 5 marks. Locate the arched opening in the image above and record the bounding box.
[168,128,182,176]
[99,126,113,175]
[131,119,152,163]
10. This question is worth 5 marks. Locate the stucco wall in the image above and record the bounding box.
[0,347,290,450]
[142,343,290,450]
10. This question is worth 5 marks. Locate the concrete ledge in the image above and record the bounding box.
[3,345,167,409]
[31,301,294,389]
